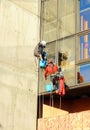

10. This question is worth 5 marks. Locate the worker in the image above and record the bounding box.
[58,71,65,96]
[34,40,47,69]
[51,70,66,96]
[44,59,59,91]
[34,40,46,60]
[44,59,66,96]
[44,59,58,80]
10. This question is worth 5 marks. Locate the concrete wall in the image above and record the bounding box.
[0,0,40,130]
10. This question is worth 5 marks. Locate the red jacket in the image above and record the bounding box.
[59,77,65,96]
[44,64,58,78]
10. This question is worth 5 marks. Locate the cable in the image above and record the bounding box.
[59,96,61,109]
[38,0,43,124]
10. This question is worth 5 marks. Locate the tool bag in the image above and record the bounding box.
[39,59,46,68]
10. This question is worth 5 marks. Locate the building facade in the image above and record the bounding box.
[0,0,40,130]
[38,0,90,129]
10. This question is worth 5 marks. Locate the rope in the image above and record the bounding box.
[59,96,61,109]
[38,0,45,122]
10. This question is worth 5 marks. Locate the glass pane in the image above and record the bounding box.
[80,0,90,31]
[77,63,90,83]
[41,0,57,42]
[58,0,75,38]
[79,34,90,60]
[45,42,56,63]
[58,37,75,86]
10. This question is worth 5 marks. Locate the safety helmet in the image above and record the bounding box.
[40,40,46,47]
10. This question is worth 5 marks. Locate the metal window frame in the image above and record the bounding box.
[40,0,90,88]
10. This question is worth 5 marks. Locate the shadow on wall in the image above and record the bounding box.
[0,124,3,130]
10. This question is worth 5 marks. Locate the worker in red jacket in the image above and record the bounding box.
[44,59,58,80]
[58,72,65,96]
[44,59,66,96]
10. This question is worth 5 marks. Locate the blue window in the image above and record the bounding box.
[80,0,90,31]
[80,34,90,60]
[77,63,90,83]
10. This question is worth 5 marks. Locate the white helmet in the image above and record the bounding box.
[40,40,46,47]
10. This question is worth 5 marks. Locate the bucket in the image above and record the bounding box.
[46,84,52,92]
[39,59,46,68]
